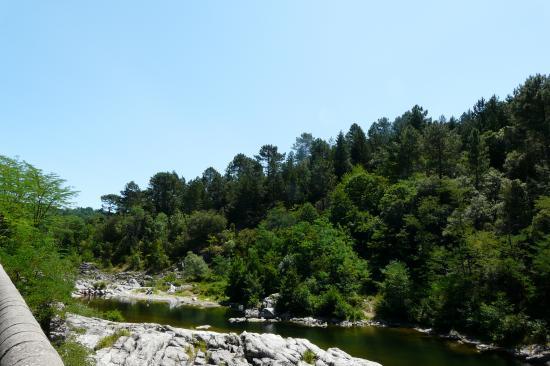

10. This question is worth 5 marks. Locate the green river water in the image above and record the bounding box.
[84,298,531,366]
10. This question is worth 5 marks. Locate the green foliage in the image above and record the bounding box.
[466,128,489,189]
[478,295,529,346]
[420,121,461,179]
[182,251,209,281]
[11,74,547,348]
[56,340,93,366]
[93,281,107,290]
[226,218,370,319]
[0,156,78,330]
[184,210,227,251]
[294,202,319,223]
[104,309,124,322]
[194,338,207,353]
[149,172,184,216]
[192,277,228,302]
[346,123,369,168]
[333,131,352,179]
[302,349,317,364]
[64,303,124,322]
[95,329,131,350]
[377,261,412,320]
[264,205,296,230]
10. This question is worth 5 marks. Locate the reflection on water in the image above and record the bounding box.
[83,298,529,366]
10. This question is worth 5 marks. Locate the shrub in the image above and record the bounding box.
[56,340,93,366]
[295,202,319,223]
[104,310,124,322]
[185,210,227,252]
[316,287,346,318]
[182,251,209,281]
[163,272,182,286]
[64,303,104,318]
[93,281,107,290]
[95,329,131,350]
[376,261,411,320]
[129,251,142,270]
[302,349,317,364]
[478,296,529,346]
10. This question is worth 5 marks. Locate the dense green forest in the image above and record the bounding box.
[1,75,549,348]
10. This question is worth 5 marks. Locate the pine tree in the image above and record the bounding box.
[333,131,352,179]
[467,128,489,189]
[421,122,461,179]
[346,123,369,168]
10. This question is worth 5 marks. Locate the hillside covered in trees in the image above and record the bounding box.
[2,74,549,348]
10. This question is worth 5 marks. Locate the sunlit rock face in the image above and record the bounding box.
[66,314,382,366]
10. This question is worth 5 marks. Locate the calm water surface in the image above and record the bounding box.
[84,298,530,366]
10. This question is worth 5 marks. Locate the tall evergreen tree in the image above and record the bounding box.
[282,152,310,205]
[148,172,185,216]
[333,131,352,179]
[201,167,225,210]
[467,128,489,189]
[256,145,286,205]
[119,181,143,213]
[292,133,314,163]
[183,178,205,213]
[346,123,369,168]
[498,178,530,243]
[421,121,461,179]
[225,154,265,227]
[390,126,421,179]
[308,138,336,203]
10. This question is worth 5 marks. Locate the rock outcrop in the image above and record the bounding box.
[67,314,382,366]
[73,263,218,308]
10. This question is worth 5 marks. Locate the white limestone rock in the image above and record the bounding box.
[66,314,381,366]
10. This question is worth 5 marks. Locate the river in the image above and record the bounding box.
[83,298,530,366]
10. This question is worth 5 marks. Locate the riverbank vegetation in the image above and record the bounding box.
[1,75,549,348]
[0,155,78,330]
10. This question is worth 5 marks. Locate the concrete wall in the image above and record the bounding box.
[0,263,64,366]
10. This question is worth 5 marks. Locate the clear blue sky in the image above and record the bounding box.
[1,1,548,208]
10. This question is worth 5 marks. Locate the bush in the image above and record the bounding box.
[478,296,529,346]
[129,251,142,270]
[525,319,549,344]
[302,349,317,364]
[264,205,296,229]
[64,303,105,318]
[185,210,227,252]
[93,281,107,290]
[104,310,124,322]
[56,340,93,366]
[95,329,131,350]
[295,202,319,223]
[316,287,346,318]
[182,251,209,281]
[162,272,182,286]
[211,255,231,277]
[64,303,124,322]
[376,261,411,320]
[193,279,228,302]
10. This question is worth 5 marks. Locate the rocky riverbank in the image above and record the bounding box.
[228,293,385,329]
[432,329,550,364]
[73,263,219,308]
[64,314,381,366]
[72,265,549,364]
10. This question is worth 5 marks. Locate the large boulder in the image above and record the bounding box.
[259,307,276,319]
[261,293,280,309]
[127,278,140,288]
